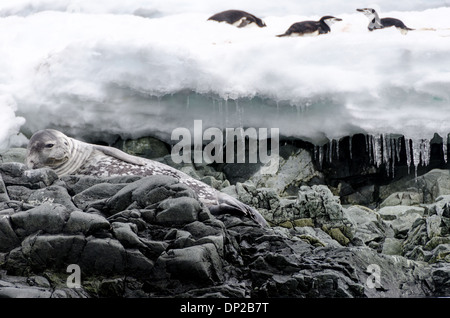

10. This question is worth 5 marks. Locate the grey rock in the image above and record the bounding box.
[431,266,450,296]
[112,222,146,248]
[64,211,110,234]
[0,175,9,202]
[80,238,126,275]
[250,148,322,196]
[403,219,429,260]
[0,212,20,252]
[153,243,223,285]
[28,185,77,210]
[0,163,58,189]
[155,197,201,226]
[0,144,447,298]
[107,209,148,231]
[73,183,127,210]
[10,203,70,237]
[380,169,450,204]
[124,249,154,277]
[296,185,347,227]
[426,215,442,239]
[380,191,423,207]
[106,175,186,215]
[381,238,404,255]
[341,184,375,206]
[0,148,27,164]
[0,286,53,298]
[378,206,424,236]
[4,234,86,274]
[7,185,77,210]
[293,226,342,248]
[427,244,450,263]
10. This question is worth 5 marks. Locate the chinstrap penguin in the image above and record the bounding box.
[208,9,266,28]
[277,16,342,37]
[357,8,414,34]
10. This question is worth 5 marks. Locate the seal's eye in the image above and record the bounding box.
[45,143,55,149]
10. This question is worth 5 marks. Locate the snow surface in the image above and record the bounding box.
[1,0,450,153]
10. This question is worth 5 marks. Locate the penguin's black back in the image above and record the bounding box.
[381,17,411,30]
[208,10,265,27]
[280,21,320,36]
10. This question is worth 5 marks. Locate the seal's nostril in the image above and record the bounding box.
[27,160,35,169]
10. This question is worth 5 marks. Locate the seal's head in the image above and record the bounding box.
[26,129,71,170]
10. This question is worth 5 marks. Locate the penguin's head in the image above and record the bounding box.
[321,16,343,26]
[254,17,267,28]
[357,8,377,18]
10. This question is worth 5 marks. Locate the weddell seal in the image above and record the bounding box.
[357,8,414,34]
[207,10,266,28]
[25,129,268,227]
[277,16,342,37]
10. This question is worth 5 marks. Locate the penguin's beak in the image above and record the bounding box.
[334,18,343,22]
[356,8,364,12]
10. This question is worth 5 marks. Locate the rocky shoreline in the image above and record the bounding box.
[0,137,449,298]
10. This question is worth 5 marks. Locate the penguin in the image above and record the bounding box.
[356,8,414,35]
[277,16,342,37]
[207,10,266,28]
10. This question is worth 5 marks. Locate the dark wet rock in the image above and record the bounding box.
[105,175,195,215]
[0,163,58,189]
[380,169,450,204]
[73,183,127,210]
[0,211,20,252]
[80,238,126,275]
[0,175,9,202]
[10,203,70,237]
[0,157,449,298]
[64,211,111,235]
[151,243,224,287]
[155,197,202,226]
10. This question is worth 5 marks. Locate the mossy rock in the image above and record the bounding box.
[292,218,314,228]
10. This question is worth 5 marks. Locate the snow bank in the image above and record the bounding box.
[1,1,450,150]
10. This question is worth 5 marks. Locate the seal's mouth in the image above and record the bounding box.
[46,156,69,168]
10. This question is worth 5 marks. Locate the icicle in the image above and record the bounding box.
[336,139,340,160]
[365,134,370,154]
[318,145,324,169]
[374,135,382,168]
[388,137,393,177]
[314,146,318,164]
[382,134,388,166]
[349,136,353,160]
[443,137,448,163]
[395,137,401,163]
[405,138,411,173]
[421,139,430,167]
[382,134,390,177]
[328,140,333,163]
[411,139,421,179]
[368,135,374,165]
